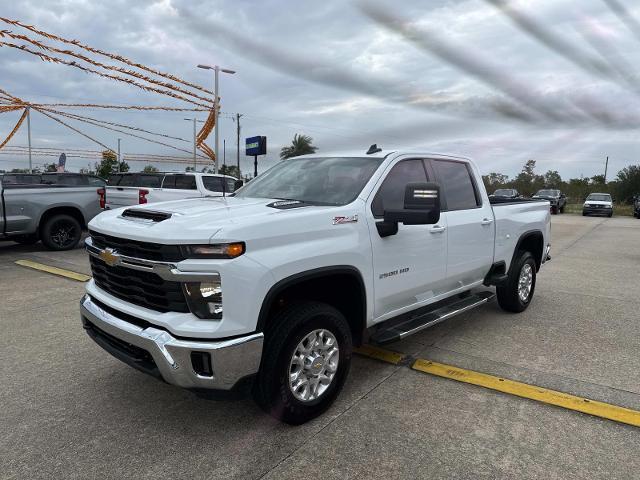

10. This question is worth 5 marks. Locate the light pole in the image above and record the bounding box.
[26,106,32,173]
[117,138,121,173]
[197,64,236,174]
[184,118,197,170]
[184,118,205,171]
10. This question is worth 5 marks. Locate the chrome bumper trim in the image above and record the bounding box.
[85,236,220,282]
[80,294,263,390]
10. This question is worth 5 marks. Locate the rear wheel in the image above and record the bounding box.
[559,205,565,214]
[253,301,352,425]
[497,251,537,313]
[40,214,82,251]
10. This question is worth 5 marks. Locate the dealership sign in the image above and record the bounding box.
[246,136,267,156]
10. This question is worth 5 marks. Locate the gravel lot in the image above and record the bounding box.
[1,214,639,479]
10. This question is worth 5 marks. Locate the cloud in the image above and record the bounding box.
[0,0,639,179]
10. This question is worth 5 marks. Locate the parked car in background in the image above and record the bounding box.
[633,195,640,219]
[0,173,105,250]
[105,172,241,209]
[583,193,613,217]
[490,188,521,200]
[81,149,551,424]
[532,189,566,214]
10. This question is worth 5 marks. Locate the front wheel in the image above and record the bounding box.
[253,301,352,425]
[497,251,537,313]
[559,205,565,214]
[40,214,82,251]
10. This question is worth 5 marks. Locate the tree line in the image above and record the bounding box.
[482,160,640,204]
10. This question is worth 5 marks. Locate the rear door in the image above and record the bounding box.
[367,157,448,322]
[430,159,494,290]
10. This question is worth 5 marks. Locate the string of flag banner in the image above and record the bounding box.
[0,17,220,164]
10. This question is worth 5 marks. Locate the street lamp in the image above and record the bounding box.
[197,64,236,174]
[183,118,205,171]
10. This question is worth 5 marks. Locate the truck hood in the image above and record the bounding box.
[89,196,345,244]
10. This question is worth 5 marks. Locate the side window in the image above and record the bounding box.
[371,159,428,218]
[137,174,162,188]
[432,160,480,211]
[107,174,122,185]
[202,176,223,192]
[88,176,106,187]
[162,175,175,188]
[174,175,197,190]
[118,175,135,187]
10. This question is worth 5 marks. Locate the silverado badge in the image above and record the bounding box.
[99,248,121,267]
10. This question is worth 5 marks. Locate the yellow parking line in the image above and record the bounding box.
[413,359,640,428]
[354,345,406,365]
[15,259,91,282]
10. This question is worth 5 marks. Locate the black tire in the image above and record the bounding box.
[253,301,352,425]
[551,206,557,215]
[608,212,613,218]
[40,214,82,251]
[13,234,39,245]
[559,205,565,214]
[582,211,587,216]
[497,251,537,313]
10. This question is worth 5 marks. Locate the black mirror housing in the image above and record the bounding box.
[234,179,244,190]
[377,182,441,237]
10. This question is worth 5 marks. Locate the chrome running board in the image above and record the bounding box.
[370,290,495,345]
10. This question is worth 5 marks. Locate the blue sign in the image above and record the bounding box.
[246,136,267,156]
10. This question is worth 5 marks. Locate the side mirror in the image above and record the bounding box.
[377,182,441,237]
[233,179,244,190]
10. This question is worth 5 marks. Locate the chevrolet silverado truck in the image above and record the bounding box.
[105,172,241,209]
[1,173,105,250]
[532,189,566,214]
[80,149,551,424]
[582,193,613,217]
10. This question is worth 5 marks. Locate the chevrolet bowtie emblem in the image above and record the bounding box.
[99,248,121,267]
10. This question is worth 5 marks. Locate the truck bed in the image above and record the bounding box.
[492,199,551,271]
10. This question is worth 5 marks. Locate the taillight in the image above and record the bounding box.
[97,188,105,209]
[139,188,149,204]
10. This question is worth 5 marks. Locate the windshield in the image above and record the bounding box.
[234,157,384,205]
[493,189,514,197]
[587,194,611,202]
[535,189,559,197]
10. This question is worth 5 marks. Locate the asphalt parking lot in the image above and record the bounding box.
[2,214,640,479]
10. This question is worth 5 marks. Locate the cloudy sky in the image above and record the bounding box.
[1,0,640,180]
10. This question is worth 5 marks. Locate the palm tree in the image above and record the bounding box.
[280,134,318,159]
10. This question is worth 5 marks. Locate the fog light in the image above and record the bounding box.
[183,279,223,319]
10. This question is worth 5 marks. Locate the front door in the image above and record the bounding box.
[366,158,449,322]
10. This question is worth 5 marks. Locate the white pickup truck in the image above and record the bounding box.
[105,172,241,209]
[80,149,551,424]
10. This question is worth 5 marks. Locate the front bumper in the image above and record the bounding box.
[80,294,263,391]
[583,206,612,215]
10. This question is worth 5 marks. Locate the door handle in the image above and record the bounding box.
[481,218,493,225]
[430,225,446,233]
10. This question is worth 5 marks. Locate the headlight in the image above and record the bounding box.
[180,242,245,259]
[183,280,223,319]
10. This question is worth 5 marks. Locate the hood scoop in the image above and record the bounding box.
[121,209,172,222]
[266,200,310,210]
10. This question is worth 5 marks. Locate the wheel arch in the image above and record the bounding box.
[512,230,544,272]
[257,266,368,346]
[38,205,87,234]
